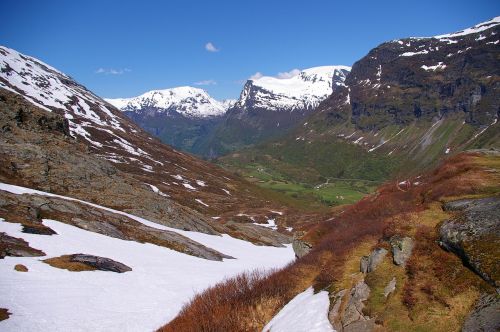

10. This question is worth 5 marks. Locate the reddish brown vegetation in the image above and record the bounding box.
[159,152,498,331]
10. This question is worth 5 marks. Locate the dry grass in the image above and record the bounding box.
[363,202,490,331]
[160,261,322,332]
[43,255,97,272]
[14,264,28,272]
[159,152,499,331]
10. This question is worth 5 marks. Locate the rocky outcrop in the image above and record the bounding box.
[70,254,132,273]
[0,232,45,258]
[329,280,375,332]
[390,236,414,266]
[0,190,232,261]
[328,289,347,329]
[462,293,500,332]
[360,248,388,273]
[292,233,313,258]
[440,197,500,288]
[342,281,371,327]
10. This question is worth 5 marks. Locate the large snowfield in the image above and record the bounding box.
[0,183,295,332]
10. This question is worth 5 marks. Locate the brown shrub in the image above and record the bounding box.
[159,152,498,331]
[0,308,10,321]
[14,264,28,272]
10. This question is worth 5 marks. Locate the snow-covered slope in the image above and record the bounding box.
[106,87,228,118]
[432,15,499,39]
[263,287,334,332]
[0,46,127,146]
[236,66,351,111]
[0,183,294,332]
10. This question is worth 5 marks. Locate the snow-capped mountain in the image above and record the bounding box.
[236,66,351,112]
[0,46,126,147]
[105,87,234,155]
[200,65,351,156]
[106,86,229,118]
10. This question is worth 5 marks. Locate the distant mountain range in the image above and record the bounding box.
[108,66,350,157]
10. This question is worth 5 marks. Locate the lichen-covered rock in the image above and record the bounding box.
[390,236,414,266]
[360,248,388,273]
[70,254,132,273]
[384,277,396,298]
[440,197,500,288]
[462,293,500,332]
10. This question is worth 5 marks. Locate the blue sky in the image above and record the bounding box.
[1,0,498,100]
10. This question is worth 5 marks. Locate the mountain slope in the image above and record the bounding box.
[0,45,311,247]
[219,17,500,195]
[202,66,351,157]
[162,150,500,331]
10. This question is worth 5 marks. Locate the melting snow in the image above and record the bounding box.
[400,49,429,57]
[195,198,209,207]
[253,219,278,230]
[421,62,447,71]
[195,180,206,187]
[0,183,294,332]
[182,183,197,190]
[262,287,334,332]
[147,183,169,197]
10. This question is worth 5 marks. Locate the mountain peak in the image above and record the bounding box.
[106,86,228,118]
[238,65,351,111]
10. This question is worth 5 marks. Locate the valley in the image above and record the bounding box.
[0,7,499,332]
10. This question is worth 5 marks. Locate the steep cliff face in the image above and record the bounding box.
[346,17,499,129]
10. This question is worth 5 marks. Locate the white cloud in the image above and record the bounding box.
[248,69,302,81]
[194,80,217,86]
[205,42,219,52]
[95,68,131,75]
[276,68,301,79]
[249,72,263,80]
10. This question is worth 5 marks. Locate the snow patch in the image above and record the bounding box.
[195,198,209,207]
[263,287,334,332]
[421,62,447,71]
